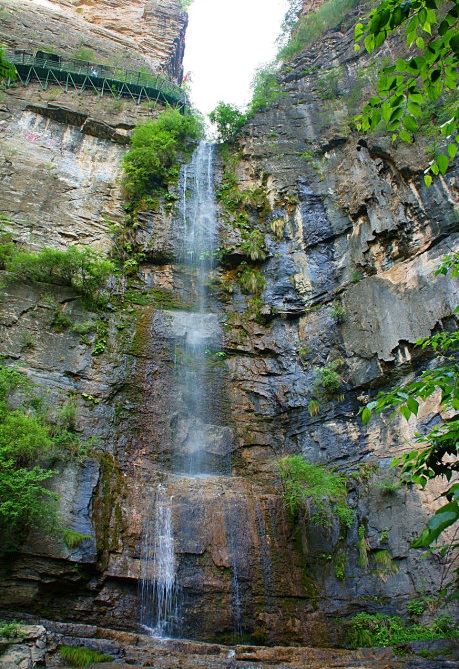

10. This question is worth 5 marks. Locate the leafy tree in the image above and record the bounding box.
[122,108,202,208]
[0,46,16,82]
[249,63,284,114]
[209,102,247,143]
[361,253,459,596]
[354,0,459,185]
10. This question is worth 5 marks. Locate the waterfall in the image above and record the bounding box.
[141,141,233,637]
[171,141,231,476]
[140,485,180,637]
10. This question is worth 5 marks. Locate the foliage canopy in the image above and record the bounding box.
[122,109,202,208]
[355,0,459,184]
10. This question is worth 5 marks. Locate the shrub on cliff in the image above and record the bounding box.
[279,0,360,60]
[277,455,354,527]
[4,245,115,307]
[0,367,91,553]
[209,102,247,143]
[0,46,16,83]
[122,108,203,209]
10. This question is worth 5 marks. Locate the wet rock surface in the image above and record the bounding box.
[1,623,458,669]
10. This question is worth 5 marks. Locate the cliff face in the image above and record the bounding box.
[0,0,187,80]
[0,0,457,649]
[211,4,459,641]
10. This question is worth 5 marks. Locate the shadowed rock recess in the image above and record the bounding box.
[0,0,458,664]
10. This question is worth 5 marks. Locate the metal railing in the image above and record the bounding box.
[7,50,188,111]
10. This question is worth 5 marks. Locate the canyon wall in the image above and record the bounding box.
[0,0,457,647]
[0,0,187,80]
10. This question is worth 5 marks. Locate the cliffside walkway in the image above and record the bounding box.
[6,50,188,112]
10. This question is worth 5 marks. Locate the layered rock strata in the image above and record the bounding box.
[0,0,187,80]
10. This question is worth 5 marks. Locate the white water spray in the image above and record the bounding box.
[140,485,179,637]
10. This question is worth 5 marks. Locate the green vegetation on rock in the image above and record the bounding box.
[59,645,113,667]
[0,232,116,308]
[0,620,20,639]
[0,45,16,82]
[315,360,343,397]
[342,611,458,648]
[0,367,91,554]
[122,108,202,212]
[62,529,91,550]
[279,0,360,60]
[277,454,354,527]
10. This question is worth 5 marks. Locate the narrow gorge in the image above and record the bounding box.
[0,0,458,667]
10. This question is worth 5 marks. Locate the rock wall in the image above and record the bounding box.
[0,0,457,649]
[0,0,187,80]
[210,2,459,642]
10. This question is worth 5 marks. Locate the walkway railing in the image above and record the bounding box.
[6,50,188,112]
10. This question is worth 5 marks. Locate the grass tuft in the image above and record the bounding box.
[59,645,113,667]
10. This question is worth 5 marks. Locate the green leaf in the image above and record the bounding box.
[450,34,459,55]
[389,106,404,123]
[447,143,458,160]
[361,407,372,425]
[354,23,364,40]
[412,502,459,547]
[399,129,412,142]
[403,115,418,132]
[407,30,417,47]
[424,174,433,187]
[406,397,419,416]
[438,19,450,36]
[437,153,449,175]
[407,102,422,117]
[400,405,412,421]
[364,34,375,53]
[370,109,382,128]
[416,37,425,49]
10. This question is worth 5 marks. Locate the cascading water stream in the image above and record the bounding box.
[171,141,230,477]
[140,141,233,637]
[140,484,179,637]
